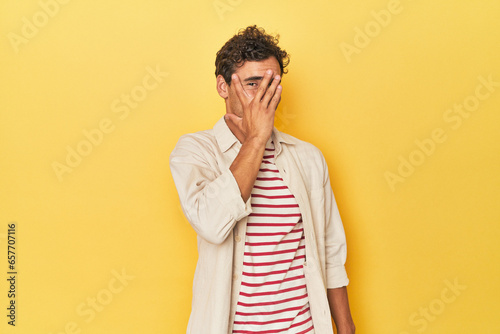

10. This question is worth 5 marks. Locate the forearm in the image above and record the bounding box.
[327,286,355,334]
[229,137,266,203]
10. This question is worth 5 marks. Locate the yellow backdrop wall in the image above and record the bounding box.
[1,0,499,333]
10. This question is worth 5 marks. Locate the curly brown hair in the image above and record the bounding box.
[215,25,290,86]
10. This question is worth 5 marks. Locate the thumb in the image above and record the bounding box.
[224,113,243,128]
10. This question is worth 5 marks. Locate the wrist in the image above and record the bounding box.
[244,135,267,148]
[336,321,356,334]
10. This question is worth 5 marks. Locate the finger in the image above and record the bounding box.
[262,74,281,107]
[225,112,243,127]
[255,69,274,102]
[231,74,250,104]
[225,112,245,135]
[268,84,282,112]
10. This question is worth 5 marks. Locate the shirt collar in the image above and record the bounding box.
[213,115,294,154]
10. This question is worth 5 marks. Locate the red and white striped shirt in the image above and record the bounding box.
[232,138,315,334]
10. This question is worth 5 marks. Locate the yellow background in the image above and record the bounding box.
[1,0,499,333]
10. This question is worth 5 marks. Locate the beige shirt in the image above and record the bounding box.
[169,115,349,334]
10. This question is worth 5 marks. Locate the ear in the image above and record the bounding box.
[216,74,229,99]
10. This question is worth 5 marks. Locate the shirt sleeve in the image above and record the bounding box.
[169,135,253,245]
[321,153,350,289]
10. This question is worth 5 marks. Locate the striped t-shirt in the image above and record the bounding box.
[232,138,315,334]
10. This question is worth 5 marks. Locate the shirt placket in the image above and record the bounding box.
[227,140,248,333]
[275,143,328,332]
[229,216,247,333]
[275,144,319,265]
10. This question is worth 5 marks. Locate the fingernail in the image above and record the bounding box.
[275,75,280,80]
[266,69,272,74]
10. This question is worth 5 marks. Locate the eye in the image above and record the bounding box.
[247,82,257,87]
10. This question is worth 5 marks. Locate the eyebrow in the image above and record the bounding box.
[242,76,282,86]
[243,76,264,82]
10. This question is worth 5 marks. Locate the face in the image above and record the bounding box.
[219,56,282,118]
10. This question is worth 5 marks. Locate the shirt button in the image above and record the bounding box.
[235,235,241,242]
[233,274,238,281]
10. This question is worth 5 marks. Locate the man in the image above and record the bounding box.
[170,25,355,334]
